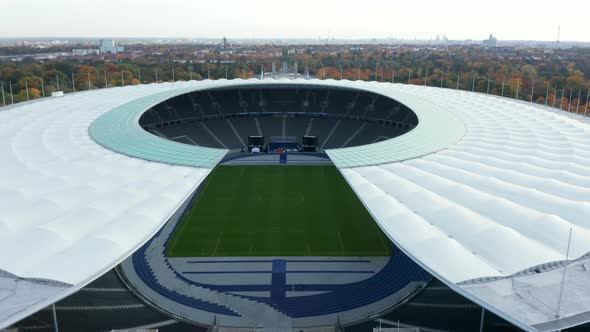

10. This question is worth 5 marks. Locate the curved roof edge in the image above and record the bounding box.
[89,87,228,168]
[326,83,465,168]
[89,79,465,168]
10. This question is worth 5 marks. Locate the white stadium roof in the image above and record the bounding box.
[1,79,590,331]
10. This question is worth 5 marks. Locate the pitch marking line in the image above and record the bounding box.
[212,232,223,256]
[337,231,345,253]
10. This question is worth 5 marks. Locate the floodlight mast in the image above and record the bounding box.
[560,85,565,110]
[1,82,5,106]
[556,228,573,318]
[576,89,581,113]
[9,81,14,104]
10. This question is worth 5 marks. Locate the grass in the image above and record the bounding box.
[166,165,392,257]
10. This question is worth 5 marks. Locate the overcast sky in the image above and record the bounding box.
[1,0,588,41]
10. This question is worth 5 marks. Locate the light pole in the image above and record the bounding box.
[1,82,5,106]
[25,80,30,101]
[584,90,589,116]
[576,89,581,113]
[9,81,14,104]
[560,85,565,110]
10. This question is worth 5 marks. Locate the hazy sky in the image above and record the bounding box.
[1,0,589,41]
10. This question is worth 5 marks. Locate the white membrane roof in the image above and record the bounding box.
[328,84,590,331]
[1,79,590,331]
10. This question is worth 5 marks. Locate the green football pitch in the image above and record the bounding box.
[166,165,392,257]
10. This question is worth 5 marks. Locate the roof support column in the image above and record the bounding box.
[479,307,485,332]
[52,303,59,332]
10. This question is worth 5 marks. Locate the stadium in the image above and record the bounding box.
[1,77,590,332]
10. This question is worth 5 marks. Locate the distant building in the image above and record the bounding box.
[482,34,498,47]
[99,40,124,54]
[72,48,99,56]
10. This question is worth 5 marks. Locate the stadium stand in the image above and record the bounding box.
[10,270,208,332]
[139,85,417,150]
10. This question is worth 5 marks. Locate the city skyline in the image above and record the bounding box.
[1,0,589,42]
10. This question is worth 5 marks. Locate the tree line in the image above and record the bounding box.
[1,46,589,112]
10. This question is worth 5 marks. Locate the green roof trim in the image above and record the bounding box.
[89,86,228,168]
[88,80,465,169]
[326,88,465,168]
